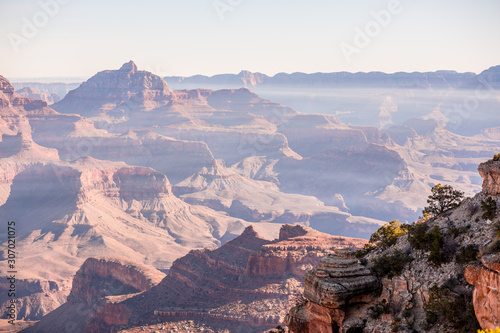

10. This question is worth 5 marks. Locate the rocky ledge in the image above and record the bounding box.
[286,248,378,332]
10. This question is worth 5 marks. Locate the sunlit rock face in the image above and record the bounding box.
[478,159,500,196]
[53,61,173,117]
[465,254,500,330]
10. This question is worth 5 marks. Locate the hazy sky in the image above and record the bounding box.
[1,0,499,78]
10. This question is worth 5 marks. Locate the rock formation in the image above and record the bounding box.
[68,257,166,305]
[287,248,379,332]
[478,159,500,195]
[465,254,500,330]
[17,87,61,105]
[22,257,165,333]
[53,61,173,117]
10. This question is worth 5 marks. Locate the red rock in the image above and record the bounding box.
[465,255,500,330]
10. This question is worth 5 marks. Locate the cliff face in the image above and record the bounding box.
[119,225,366,332]
[68,257,165,305]
[464,160,500,329]
[478,159,500,195]
[465,254,500,330]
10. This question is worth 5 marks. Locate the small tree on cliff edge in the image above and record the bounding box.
[423,183,464,216]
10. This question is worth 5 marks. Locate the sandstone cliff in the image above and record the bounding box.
[465,254,500,330]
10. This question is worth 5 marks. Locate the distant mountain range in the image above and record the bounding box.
[164,65,500,90]
[10,66,500,104]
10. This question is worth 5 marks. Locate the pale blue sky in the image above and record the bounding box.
[0,0,499,78]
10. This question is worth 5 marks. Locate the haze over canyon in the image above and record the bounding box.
[1,61,500,331]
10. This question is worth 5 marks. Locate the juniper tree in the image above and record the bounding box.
[423,183,464,216]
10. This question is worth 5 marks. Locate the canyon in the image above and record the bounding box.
[1,62,500,330]
[23,224,367,333]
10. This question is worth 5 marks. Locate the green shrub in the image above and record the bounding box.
[372,250,412,278]
[407,222,430,250]
[425,285,480,332]
[368,219,410,249]
[455,245,479,264]
[449,225,470,237]
[428,226,444,265]
[493,153,500,161]
[355,243,375,258]
[408,224,445,265]
[481,197,497,220]
[423,183,464,216]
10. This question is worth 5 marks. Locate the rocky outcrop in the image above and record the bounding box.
[22,257,164,333]
[68,257,165,305]
[17,87,61,105]
[478,159,500,195]
[53,61,173,117]
[246,225,367,278]
[118,225,367,332]
[465,253,500,330]
[287,248,378,332]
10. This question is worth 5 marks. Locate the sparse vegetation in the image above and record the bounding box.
[390,317,401,332]
[270,326,285,333]
[368,300,390,319]
[372,250,412,278]
[493,153,500,161]
[455,244,479,264]
[481,196,497,220]
[407,222,430,250]
[449,225,470,237]
[428,226,444,265]
[368,219,410,249]
[356,220,410,258]
[425,284,480,332]
[407,223,445,265]
[423,183,464,216]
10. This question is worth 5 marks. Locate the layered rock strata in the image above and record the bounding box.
[287,248,378,332]
[25,225,367,332]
